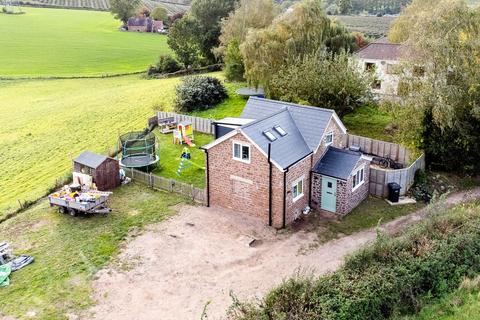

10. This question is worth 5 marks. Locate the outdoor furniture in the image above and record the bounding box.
[158,117,177,134]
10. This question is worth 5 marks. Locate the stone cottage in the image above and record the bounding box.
[202,98,372,228]
[355,38,407,96]
[127,17,164,33]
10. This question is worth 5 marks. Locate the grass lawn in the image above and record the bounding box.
[297,196,425,245]
[0,183,185,319]
[152,131,213,188]
[343,104,395,142]
[0,72,242,219]
[0,7,171,78]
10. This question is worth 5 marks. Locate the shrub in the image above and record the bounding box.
[147,55,182,76]
[229,203,480,320]
[175,76,228,112]
[224,38,245,81]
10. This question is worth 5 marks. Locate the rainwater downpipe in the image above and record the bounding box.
[268,143,273,227]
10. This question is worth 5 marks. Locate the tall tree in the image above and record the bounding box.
[110,0,141,25]
[151,6,168,22]
[391,0,480,172]
[241,0,356,89]
[168,0,237,65]
[167,16,203,68]
[336,0,352,14]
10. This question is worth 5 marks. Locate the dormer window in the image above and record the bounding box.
[325,131,333,146]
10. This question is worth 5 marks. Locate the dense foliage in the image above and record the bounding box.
[147,54,182,76]
[389,0,480,173]
[223,38,245,81]
[110,0,141,25]
[175,76,228,112]
[168,0,237,67]
[326,0,411,15]
[228,203,480,319]
[150,6,168,23]
[241,0,357,89]
[269,51,371,116]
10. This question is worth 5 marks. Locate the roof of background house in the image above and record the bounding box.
[313,147,362,180]
[355,37,406,61]
[128,17,151,26]
[74,151,107,169]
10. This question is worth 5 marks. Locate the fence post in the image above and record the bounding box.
[191,184,194,201]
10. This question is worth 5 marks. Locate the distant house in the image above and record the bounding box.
[127,17,164,33]
[202,98,372,229]
[355,38,408,96]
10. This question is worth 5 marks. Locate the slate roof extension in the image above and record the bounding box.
[313,147,362,180]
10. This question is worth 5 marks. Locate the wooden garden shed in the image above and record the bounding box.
[73,151,120,191]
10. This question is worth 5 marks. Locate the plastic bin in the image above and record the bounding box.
[388,182,401,203]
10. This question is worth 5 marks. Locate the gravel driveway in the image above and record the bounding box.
[83,188,480,320]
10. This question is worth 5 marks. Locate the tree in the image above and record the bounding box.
[167,0,237,66]
[224,38,245,81]
[190,0,238,63]
[390,0,480,172]
[216,0,280,57]
[241,0,356,89]
[336,0,352,14]
[388,0,437,43]
[167,15,203,68]
[151,6,168,22]
[269,51,371,116]
[110,0,141,25]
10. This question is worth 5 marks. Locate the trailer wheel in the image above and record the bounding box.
[58,206,67,214]
[68,208,77,217]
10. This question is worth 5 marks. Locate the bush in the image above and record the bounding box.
[175,76,228,112]
[147,54,182,76]
[224,38,245,81]
[229,203,480,320]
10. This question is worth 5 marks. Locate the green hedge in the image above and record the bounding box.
[229,202,480,320]
[175,76,228,113]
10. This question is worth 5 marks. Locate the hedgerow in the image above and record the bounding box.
[175,76,228,112]
[228,202,480,320]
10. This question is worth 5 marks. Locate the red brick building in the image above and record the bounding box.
[202,98,372,228]
[127,17,164,33]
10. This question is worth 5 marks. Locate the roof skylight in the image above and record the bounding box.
[273,125,287,136]
[263,130,277,142]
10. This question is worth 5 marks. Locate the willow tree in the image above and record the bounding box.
[241,0,356,90]
[391,0,480,172]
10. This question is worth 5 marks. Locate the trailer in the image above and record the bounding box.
[48,193,111,216]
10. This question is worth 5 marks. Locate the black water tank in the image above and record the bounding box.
[388,182,401,203]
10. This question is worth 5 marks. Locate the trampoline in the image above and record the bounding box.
[118,131,160,169]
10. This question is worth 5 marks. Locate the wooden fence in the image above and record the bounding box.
[156,112,214,135]
[125,168,207,204]
[369,154,425,197]
[344,134,410,165]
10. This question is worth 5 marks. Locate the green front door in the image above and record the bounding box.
[321,176,337,212]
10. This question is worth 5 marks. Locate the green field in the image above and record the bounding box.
[0,73,245,219]
[0,7,171,77]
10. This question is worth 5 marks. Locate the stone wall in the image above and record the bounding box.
[311,159,370,216]
[285,155,312,224]
[312,118,346,165]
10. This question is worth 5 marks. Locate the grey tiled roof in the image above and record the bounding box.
[313,147,361,180]
[241,109,311,169]
[240,97,335,152]
[74,151,107,169]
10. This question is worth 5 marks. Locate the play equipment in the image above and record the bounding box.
[158,116,177,134]
[118,130,159,169]
[176,147,205,176]
[173,121,195,147]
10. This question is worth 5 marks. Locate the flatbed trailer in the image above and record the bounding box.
[48,194,111,216]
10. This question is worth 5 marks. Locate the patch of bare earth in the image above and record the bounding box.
[84,188,480,320]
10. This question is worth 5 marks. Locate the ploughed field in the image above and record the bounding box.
[13,0,190,14]
[0,7,171,78]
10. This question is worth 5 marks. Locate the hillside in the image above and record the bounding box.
[0,7,171,77]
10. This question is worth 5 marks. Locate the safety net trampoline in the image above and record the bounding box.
[118,131,159,169]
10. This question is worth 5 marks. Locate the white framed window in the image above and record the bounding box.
[352,166,365,191]
[292,177,304,202]
[325,131,333,146]
[232,141,250,163]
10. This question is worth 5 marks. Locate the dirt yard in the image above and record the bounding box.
[83,188,480,320]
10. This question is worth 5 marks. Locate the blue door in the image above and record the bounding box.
[321,176,337,212]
